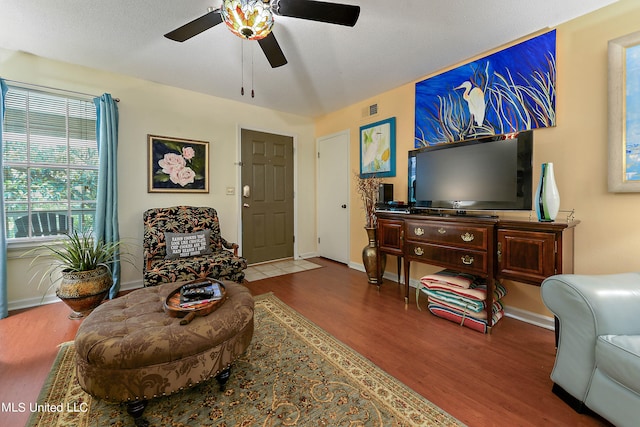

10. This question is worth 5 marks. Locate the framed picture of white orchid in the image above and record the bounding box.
[147,134,209,193]
[359,117,396,178]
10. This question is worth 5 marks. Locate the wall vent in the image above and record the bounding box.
[362,102,379,118]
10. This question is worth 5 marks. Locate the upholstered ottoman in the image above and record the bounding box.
[74,280,254,424]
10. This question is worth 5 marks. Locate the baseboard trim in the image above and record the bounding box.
[8,278,144,312]
[503,306,555,330]
[347,262,555,330]
[8,294,60,311]
[10,264,556,332]
[297,251,320,260]
[348,261,365,272]
[120,279,144,292]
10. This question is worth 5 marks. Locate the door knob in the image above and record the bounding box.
[243,203,250,208]
[341,204,347,209]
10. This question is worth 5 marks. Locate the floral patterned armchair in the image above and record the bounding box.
[143,206,247,286]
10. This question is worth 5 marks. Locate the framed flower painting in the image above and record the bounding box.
[147,134,209,193]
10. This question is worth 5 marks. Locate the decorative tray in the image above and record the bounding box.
[163,278,226,325]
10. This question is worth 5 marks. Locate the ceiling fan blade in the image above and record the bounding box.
[274,0,360,27]
[258,33,288,68]
[164,9,223,42]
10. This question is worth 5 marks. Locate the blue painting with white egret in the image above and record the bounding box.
[415,30,556,147]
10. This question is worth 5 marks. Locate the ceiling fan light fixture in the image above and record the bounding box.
[221,0,274,41]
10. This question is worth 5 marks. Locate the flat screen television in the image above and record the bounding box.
[408,131,533,214]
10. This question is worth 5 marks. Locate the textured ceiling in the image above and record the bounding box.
[0,0,618,117]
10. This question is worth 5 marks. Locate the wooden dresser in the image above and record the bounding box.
[376,212,579,327]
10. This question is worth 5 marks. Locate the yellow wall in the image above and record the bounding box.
[315,0,640,317]
[1,49,317,308]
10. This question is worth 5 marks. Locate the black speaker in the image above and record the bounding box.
[378,183,393,204]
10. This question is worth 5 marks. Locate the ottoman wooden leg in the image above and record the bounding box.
[216,367,232,391]
[126,400,149,427]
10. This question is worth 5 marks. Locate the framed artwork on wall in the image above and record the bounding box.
[359,117,396,178]
[147,134,209,193]
[608,30,640,192]
[414,30,556,146]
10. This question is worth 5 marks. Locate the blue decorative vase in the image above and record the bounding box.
[535,162,560,222]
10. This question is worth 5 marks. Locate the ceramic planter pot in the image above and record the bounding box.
[56,265,112,319]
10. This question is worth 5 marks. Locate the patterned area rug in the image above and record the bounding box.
[27,293,463,426]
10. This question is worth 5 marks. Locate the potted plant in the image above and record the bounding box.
[28,230,131,319]
[355,173,386,284]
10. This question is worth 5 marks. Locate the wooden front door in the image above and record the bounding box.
[241,129,294,264]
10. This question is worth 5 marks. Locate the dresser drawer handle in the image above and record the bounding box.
[414,227,425,236]
[461,255,474,265]
[461,232,475,242]
[437,227,446,234]
[414,247,424,256]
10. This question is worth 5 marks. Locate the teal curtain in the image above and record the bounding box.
[0,79,8,318]
[94,94,120,299]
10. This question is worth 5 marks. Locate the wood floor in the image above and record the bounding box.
[0,257,610,427]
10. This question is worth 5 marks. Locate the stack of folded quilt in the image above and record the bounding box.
[418,269,507,333]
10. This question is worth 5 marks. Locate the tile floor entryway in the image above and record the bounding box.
[244,259,322,282]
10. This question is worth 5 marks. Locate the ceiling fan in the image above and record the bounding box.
[164,0,360,68]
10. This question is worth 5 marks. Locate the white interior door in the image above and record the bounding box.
[317,131,350,264]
